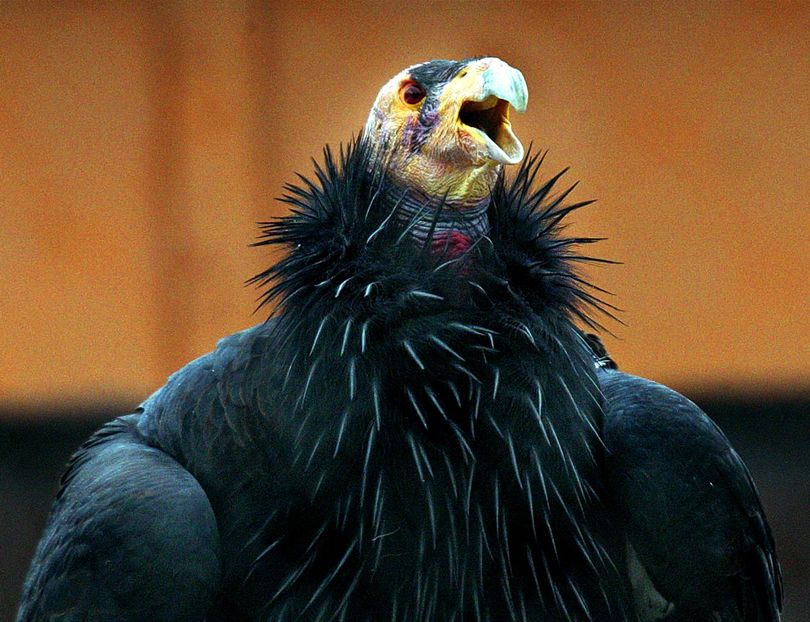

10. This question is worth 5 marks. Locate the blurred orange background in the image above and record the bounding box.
[1,1,808,414]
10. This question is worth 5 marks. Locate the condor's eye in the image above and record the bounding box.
[400,81,426,105]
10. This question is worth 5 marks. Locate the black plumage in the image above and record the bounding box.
[17,61,781,622]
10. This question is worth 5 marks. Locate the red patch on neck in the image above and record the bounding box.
[432,230,473,258]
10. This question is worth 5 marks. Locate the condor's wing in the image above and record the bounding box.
[16,416,222,622]
[600,370,783,621]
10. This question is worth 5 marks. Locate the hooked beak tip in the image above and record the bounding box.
[479,58,528,114]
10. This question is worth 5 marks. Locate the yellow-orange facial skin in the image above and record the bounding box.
[364,57,528,205]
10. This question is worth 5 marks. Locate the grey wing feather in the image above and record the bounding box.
[16,415,221,622]
[599,369,782,621]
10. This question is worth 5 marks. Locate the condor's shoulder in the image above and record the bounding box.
[140,321,279,411]
[599,370,725,455]
[596,367,782,621]
[134,320,283,457]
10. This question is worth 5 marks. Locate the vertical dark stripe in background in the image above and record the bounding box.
[145,3,195,374]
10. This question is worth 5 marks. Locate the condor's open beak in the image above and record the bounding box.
[453,58,528,165]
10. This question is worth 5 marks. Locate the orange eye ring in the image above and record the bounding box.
[399,81,426,105]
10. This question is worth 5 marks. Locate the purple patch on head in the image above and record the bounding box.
[420,107,441,129]
[401,117,417,151]
[409,104,441,153]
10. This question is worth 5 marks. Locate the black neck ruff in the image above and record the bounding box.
[250,138,616,333]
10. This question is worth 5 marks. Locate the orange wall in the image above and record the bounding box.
[1,2,808,415]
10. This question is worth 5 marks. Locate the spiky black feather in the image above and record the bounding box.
[249,138,617,335]
[237,138,634,620]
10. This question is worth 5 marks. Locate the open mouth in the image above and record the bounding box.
[459,96,524,165]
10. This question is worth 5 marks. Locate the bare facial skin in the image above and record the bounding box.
[364,57,528,205]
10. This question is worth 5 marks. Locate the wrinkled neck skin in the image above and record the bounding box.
[382,181,491,247]
[376,149,502,249]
